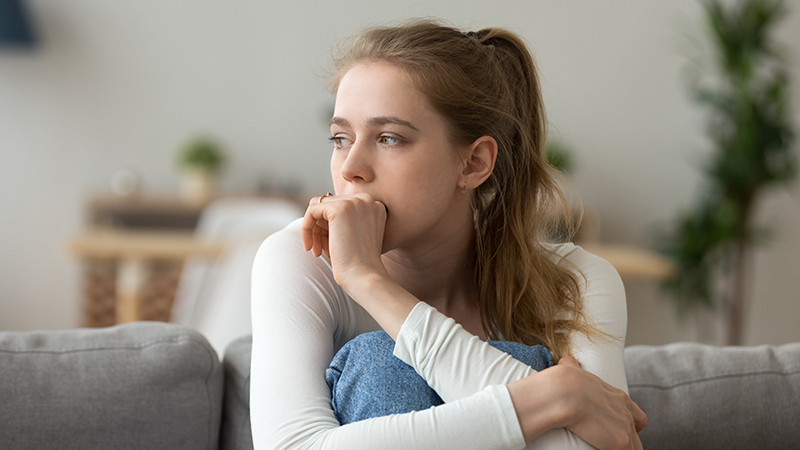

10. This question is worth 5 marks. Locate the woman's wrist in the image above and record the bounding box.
[506,370,570,442]
[344,270,419,339]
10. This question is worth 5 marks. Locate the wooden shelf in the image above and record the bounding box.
[581,243,675,281]
[87,192,211,230]
[68,229,225,261]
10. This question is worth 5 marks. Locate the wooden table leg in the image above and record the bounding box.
[116,258,146,323]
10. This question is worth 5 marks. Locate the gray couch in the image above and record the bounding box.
[1,322,798,450]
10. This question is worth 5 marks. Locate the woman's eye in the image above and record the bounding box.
[379,135,401,146]
[329,136,351,148]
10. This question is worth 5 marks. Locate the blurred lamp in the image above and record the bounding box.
[0,0,36,47]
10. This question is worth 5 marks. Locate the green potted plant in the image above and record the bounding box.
[660,0,795,345]
[177,136,225,203]
[545,140,574,174]
[545,139,594,243]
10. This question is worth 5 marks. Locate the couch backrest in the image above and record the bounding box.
[229,336,800,450]
[5,323,798,450]
[0,322,223,450]
[626,342,800,450]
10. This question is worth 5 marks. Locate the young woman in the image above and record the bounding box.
[251,20,646,450]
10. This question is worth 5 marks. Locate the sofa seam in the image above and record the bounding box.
[200,337,217,450]
[238,372,253,447]
[629,367,800,390]
[0,334,210,355]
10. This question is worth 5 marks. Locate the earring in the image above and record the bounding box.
[461,183,467,194]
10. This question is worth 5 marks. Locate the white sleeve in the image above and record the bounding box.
[393,245,629,449]
[566,248,629,393]
[250,220,528,450]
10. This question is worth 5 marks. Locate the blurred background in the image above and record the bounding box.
[1,0,798,348]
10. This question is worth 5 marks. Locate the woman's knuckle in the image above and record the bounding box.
[339,201,354,213]
[611,430,630,449]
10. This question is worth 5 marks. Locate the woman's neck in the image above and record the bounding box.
[380,220,483,336]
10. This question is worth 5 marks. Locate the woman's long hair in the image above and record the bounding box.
[330,20,598,359]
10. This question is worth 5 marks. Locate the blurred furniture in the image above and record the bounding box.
[67,229,225,324]
[67,192,222,326]
[88,192,208,230]
[170,197,303,355]
[3,321,798,450]
[582,243,674,281]
[67,193,301,329]
[567,206,675,281]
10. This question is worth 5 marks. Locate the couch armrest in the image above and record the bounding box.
[625,342,800,450]
[0,322,223,450]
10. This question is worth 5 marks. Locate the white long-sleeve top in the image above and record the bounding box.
[250,219,628,450]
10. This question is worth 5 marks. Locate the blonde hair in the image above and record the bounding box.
[330,20,597,359]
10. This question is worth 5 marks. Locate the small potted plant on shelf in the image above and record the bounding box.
[177,136,225,204]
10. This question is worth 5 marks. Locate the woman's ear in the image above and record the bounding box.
[461,135,498,189]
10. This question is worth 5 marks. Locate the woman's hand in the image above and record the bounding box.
[301,193,389,291]
[301,193,418,339]
[508,356,647,450]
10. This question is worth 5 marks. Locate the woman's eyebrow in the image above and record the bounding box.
[329,117,351,128]
[329,116,420,132]
[367,116,420,131]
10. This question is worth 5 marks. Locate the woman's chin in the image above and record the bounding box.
[380,229,402,255]
[380,238,395,255]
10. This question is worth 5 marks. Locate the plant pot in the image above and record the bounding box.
[179,168,217,204]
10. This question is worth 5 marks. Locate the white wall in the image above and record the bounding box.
[1,0,799,345]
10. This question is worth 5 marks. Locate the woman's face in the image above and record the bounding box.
[330,62,472,254]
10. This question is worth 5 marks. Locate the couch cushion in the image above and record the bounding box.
[625,342,800,450]
[0,322,223,450]
[221,335,253,450]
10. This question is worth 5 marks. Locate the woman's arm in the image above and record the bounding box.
[298,194,643,448]
[251,222,529,450]
[394,245,628,397]
[390,246,644,448]
[302,194,626,395]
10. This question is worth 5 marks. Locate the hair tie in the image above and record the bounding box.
[465,30,492,48]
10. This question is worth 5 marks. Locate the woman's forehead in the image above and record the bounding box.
[334,62,441,129]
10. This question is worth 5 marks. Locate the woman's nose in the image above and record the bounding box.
[339,141,374,183]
